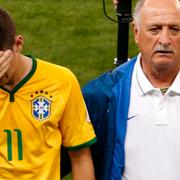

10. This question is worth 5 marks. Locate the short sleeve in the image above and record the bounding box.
[59,71,96,150]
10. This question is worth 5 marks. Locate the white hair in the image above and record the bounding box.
[133,0,180,25]
[133,0,146,24]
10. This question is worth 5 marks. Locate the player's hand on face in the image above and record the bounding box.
[112,0,118,9]
[0,50,12,80]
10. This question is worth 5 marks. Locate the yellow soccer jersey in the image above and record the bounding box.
[0,56,96,180]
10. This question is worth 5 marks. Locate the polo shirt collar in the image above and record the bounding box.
[135,54,156,95]
[169,70,180,94]
[135,54,180,95]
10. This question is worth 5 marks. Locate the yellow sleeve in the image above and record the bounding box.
[60,71,96,150]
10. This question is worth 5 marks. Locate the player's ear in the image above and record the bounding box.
[13,35,24,52]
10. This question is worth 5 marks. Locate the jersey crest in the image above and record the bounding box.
[32,96,51,121]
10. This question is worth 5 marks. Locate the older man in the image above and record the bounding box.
[83,0,180,179]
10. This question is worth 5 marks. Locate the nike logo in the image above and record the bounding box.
[127,115,137,120]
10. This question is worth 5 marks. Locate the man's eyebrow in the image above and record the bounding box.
[170,25,180,28]
[147,23,180,27]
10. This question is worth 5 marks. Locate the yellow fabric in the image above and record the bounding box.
[0,58,96,180]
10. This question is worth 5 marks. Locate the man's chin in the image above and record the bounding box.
[0,80,8,86]
[153,53,174,63]
[0,74,10,86]
[153,59,177,71]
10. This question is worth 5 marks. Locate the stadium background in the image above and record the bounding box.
[0,0,138,179]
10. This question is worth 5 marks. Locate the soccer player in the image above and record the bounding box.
[0,8,96,180]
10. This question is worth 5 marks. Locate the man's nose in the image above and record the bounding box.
[158,28,171,46]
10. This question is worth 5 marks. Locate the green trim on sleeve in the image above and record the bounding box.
[67,137,97,151]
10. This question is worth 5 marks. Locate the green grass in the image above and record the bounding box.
[0,0,138,86]
[0,0,138,179]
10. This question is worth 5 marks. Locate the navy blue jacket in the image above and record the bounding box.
[61,57,137,179]
[82,57,137,180]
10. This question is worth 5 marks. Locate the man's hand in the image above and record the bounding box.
[0,50,12,82]
[112,0,119,9]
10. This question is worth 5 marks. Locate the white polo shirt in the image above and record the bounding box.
[122,54,180,180]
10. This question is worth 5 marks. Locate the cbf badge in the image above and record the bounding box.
[32,96,51,121]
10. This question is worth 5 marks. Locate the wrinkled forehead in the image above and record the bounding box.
[139,0,180,24]
[142,0,180,14]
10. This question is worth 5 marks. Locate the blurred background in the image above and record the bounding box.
[0,0,138,86]
[0,0,138,179]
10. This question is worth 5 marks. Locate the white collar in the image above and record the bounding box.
[135,53,180,95]
[168,71,180,94]
[135,54,155,95]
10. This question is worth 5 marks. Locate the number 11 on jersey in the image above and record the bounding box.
[3,129,23,161]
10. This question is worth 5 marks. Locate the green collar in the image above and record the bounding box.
[0,55,37,102]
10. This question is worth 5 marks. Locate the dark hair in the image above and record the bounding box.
[0,8,16,50]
